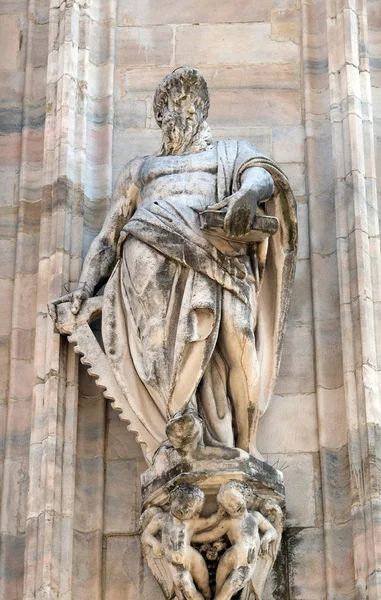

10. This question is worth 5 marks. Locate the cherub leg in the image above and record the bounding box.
[215,566,252,600]
[172,566,205,600]
[215,547,252,600]
[189,547,212,600]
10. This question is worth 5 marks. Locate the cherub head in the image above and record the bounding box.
[170,484,205,521]
[153,67,212,156]
[217,481,250,517]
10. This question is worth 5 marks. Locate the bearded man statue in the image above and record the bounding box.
[53,67,297,465]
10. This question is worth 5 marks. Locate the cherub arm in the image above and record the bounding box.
[191,519,229,544]
[141,513,165,558]
[193,505,226,533]
[254,511,278,560]
[51,159,142,315]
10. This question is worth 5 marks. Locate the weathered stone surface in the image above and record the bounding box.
[117,0,273,26]
[1,0,381,598]
[175,24,300,66]
[103,536,142,600]
[116,26,173,68]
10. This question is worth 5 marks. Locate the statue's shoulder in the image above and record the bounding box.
[118,155,148,185]
[215,139,261,159]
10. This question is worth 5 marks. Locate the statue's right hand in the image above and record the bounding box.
[50,287,90,316]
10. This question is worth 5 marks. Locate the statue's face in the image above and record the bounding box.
[165,86,204,125]
[158,84,205,155]
[218,489,246,517]
[171,494,204,520]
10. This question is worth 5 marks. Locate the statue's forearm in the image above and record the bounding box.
[240,166,274,203]
[78,237,117,294]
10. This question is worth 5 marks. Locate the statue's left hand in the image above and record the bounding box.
[49,287,90,319]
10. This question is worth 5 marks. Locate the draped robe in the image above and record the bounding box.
[102,140,297,464]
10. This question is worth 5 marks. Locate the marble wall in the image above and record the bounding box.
[0,1,380,599]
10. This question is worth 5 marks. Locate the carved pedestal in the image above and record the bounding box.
[141,439,284,600]
[50,299,285,600]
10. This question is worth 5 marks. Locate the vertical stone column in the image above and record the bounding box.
[22,1,116,598]
[302,0,356,598]
[0,1,49,598]
[325,0,381,598]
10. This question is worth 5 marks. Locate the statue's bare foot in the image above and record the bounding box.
[166,411,203,457]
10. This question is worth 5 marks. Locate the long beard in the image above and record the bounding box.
[159,112,210,156]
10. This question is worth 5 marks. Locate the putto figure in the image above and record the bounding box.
[52,67,297,462]
[193,481,278,600]
[141,485,225,600]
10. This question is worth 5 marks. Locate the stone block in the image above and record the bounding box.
[114,97,147,129]
[1,457,29,535]
[0,167,20,207]
[106,405,145,461]
[0,71,25,104]
[272,125,304,163]
[116,26,173,68]
[319,445,352,525]
[117,0,272,25]
[271,8,301,42]
[0,280,13,336]
[112,128,161,169]
[288,259,313,326]
[276,323,315,394]
[103,535,142,600]
[274,0,301,7]
[9,359,34,403]
[209,90,301,128]
[258,393,319,454]
[283,453,318,527]
[0,532,26,598]
[26,21,48,69]
[0,339,10,401]
[175,24,299,66]
[323,521,356,597]
[313,318,344,390]
[279,162,305,195]
[86,126,114,166]
[121,64,300,95]
[103,459,140,534]
[72,530,103,599]
[213,127,272,156]
[296,202,309,260]
[315,388,347,449]
[89,19,114,66]
[141,562,164,598]
[2,399,31,459]
[11,274,38,331]
[0,15,20,71]
[287,527,326,599]
[0,0,28,14]
[0,134,22,168]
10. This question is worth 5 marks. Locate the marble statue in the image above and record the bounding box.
[50,67,297,599]
[141,481,281,600]
[141,484,225,600]
[51,66,297,463]
[193,482,278,600]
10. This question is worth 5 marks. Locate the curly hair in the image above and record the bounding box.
[153,67,210,126]
[170,484,205,511]
[217,480,252,503]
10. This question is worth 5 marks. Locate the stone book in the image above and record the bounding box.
[200,209,279,242]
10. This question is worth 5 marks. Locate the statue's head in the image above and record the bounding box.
[169,484,205,520]
[217,481,249,517]
[153,67,212,156]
